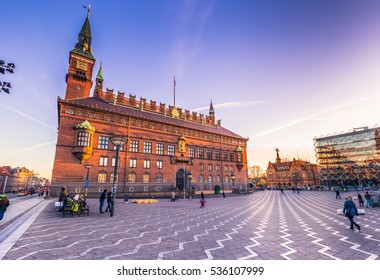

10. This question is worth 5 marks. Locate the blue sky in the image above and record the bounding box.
[1,0,380,179]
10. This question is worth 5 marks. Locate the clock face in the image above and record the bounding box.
[76,60,88,71]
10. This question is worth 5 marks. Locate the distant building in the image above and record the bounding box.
[0,166,33,193]
[314,126,380,188]
[50,10,249,196]
[266,148,319,188]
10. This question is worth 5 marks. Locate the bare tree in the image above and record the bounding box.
[249,166,263,187]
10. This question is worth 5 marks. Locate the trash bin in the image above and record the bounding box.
[124,195,129,203]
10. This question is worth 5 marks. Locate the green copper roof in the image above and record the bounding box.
[97,62,104,81]
[74,120,96,132]
[235,146,243,152]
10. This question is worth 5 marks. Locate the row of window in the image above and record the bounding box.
[96,172,234,184]
[77,134,237,161]
[97,156,234,172]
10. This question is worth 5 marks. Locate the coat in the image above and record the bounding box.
[343,200,358,217]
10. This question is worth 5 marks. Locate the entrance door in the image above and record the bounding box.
[176,168,187,191]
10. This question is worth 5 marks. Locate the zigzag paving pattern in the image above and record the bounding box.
[3,191,380,260]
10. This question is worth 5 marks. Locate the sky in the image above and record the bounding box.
[1,0,380,179]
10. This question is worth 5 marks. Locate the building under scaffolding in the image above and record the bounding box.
[314,126,380,188]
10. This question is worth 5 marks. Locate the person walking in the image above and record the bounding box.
[58,187,67,202]
[0,194,10,222]
[357,193,364,207]
[200,197,206,208]
[335,188,341,199]
[105,191,112,212]
[171,192,176,202]
[343,195,360,231]
[99,189,107,213]
[364,191,371,208]
[222,191,226,199]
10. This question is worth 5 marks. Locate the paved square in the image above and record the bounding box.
[2,190,380,260]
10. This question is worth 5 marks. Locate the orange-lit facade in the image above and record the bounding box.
[266,148,319,188]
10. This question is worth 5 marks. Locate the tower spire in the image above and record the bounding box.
[275,147,281,163]
[209,99,215,118]
[73,5,94,59]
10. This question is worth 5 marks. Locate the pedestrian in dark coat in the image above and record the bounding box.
[357,193,364,207]
[99,189,107,213]
[200,197,206,208]
[343,195,360,231]
[336,189,341,199]
[0,194,10,222]
[105,191,112,212]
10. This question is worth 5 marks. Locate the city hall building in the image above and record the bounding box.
[314,126,380,188]
[50,11,249,197]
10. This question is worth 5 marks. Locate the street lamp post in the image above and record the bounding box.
[84,163,94,203]
[187,171,192,199]
[110,135,128,217]
[231,171,235,192]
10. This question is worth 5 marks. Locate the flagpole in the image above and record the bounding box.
[174,76,176,107]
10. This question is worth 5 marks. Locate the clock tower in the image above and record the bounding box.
[64,6,95,100]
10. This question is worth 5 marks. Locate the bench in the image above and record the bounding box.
[60,198,90,217]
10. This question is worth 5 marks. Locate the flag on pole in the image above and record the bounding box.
[173,76,176,107]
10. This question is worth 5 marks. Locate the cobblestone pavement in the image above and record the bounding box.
[1,190,380,260]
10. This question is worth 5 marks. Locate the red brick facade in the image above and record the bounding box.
[266,149,319,188]
[50,13,249,196]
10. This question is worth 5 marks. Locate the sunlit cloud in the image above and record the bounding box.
[14,140,56,153]
[191,100,267,112]
[0,102,56,130]
[250,93,378,140]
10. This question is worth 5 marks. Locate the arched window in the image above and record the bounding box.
[156,173,163,183]
[97,171,107,183]
[199,174,204,183]
[208,175,213,183]
[216,175,221,183]
[224,175,229,183]
[143,172,150,183]
[110,172,119,183]
[128,172,136,183]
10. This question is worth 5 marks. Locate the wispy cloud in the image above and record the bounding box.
[251,93,378,139]
[191,100,267,112]
[14,140,56,153]
[172,1,216,77]
[0,102,56,130]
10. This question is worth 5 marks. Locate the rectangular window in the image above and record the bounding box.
[216,164,220,172]
[129,158,137,168]
[207,150,213,160]
[230,153,234,162]
[99,156,108,167]
[215,151,220,161]
[111,158,120,167]
[98,136,109,149]
[168,145,175,156]
[199,163,204,171]
[144,142,152,153]
[77,131,91,147]
[144,159,150,169]
[224,165,229,172]
[222,152,228,161]
[113,145,124,151]
[208,164,212,172]
[230,166,234,173]
[156,143,164,155]
[157,160,163,169]
[130,140,139,153]
[189,147,195,158]
[198,149,204,159]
